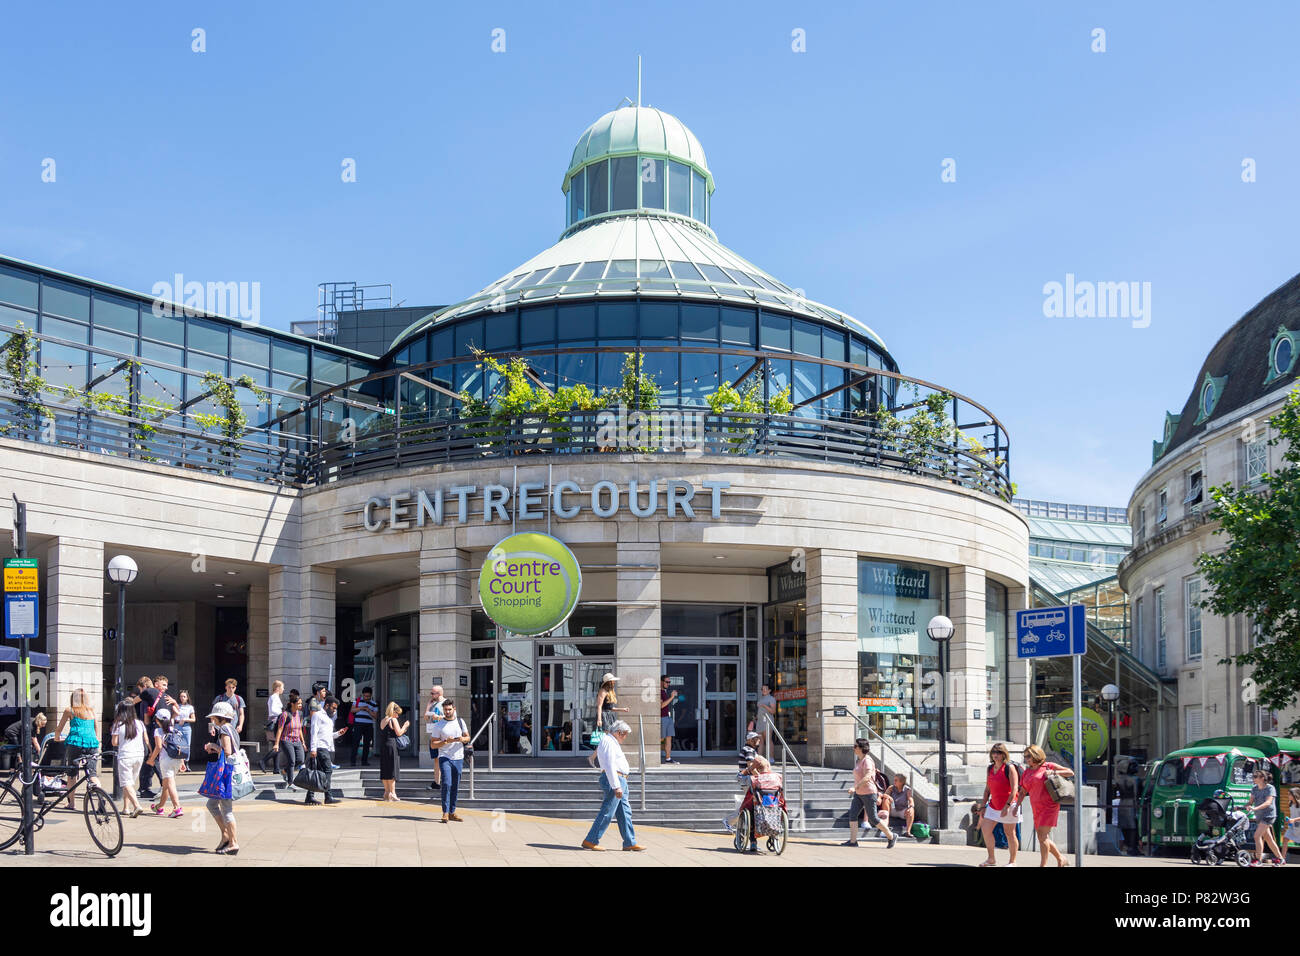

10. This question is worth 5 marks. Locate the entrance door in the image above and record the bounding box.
[537,656,612,755]
[663,661,700,758]
[703,661,740,755]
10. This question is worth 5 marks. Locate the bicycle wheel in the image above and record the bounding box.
[83,786,123,857]
[0,781,23,851]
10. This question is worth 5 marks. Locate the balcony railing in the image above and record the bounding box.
[1,330,1012,500]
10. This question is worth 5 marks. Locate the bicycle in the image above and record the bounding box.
[0,747,123,857]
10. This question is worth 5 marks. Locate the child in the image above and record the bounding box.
[1280,787,1300,861]
[145,708,184,818]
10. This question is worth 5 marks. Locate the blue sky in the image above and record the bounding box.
[3,1,1298,506]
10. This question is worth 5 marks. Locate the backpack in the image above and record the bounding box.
[162,726,187,760]
[991,760,1026,784]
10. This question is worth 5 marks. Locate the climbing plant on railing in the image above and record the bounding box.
[0,322,52,437]
[705,376,794,451]
[192,371,269,471]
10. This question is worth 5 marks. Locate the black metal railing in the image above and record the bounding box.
[0,331,1012,499]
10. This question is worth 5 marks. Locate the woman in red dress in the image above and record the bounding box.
[975,742,1020,867]
[1011,744,1074,867]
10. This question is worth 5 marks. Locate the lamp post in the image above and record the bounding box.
[927,614,955,831]
[1101,682,1120,833]
[106,555,138,799]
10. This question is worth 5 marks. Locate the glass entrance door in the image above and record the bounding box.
[538,655,612,755]
[703,661,740,755]
[663,661,700,758]
[663,658,740,758]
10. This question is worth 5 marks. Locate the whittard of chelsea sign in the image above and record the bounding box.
[479,532,583,635]
[362,477,730,532]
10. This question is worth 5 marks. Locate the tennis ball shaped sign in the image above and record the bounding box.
[478,533,582,635]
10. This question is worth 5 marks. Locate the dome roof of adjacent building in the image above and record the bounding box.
[564,106,711,193]
[1154,272,1300,463]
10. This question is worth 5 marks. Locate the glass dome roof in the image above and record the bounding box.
[564,106,711,194]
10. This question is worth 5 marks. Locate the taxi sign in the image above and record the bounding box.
[4,558,38,593]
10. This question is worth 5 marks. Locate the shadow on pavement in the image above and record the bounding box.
[526,843,590,852]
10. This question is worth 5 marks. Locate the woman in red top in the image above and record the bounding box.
[975,742,1020,867]
[1012,744,1074,867]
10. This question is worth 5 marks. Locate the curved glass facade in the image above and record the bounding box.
[385,297,898,424]
[565,155,710,231]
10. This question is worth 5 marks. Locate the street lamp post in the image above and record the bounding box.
[927,614,955,831]
[105,555,138,799]
[1101,683,1120,835]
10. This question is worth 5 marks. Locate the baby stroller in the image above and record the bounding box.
[733,771,790,855]
[1190,790,1253,867]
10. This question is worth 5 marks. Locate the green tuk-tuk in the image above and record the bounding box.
[1141,735,1300,853]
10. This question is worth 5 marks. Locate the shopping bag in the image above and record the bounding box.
[229,747,256,801]
[294,766,328,793]
[198,754,233,800]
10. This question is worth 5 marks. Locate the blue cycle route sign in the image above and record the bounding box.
[1015,604,1086,659]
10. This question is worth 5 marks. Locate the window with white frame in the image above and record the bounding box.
[1137,506,1147,543]
[1184,469,1203,513]
[1185,577,1202,660]
[1157,488,1168,526]
[1245,438,1268,485]
[1155,587,1167,669]
[1134,596,1145,665]
[1257,706,1279,735]
[1185,705,1203,743]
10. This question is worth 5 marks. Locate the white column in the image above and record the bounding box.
[418,548,470,766]
[247,581,269,701]
[948,566,988,762]
[268,566,334,694]
[806,548,858,765]
[616,539,661,769]
[45,537,105,717]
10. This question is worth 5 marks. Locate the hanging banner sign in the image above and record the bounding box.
[478,532,582,636]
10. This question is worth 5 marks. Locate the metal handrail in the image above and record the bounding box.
[758,713,807,832]
[467,712,497,798]
[637,715,646,811]
[847,712,932,784]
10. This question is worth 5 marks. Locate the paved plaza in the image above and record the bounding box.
[3,790,1181,868]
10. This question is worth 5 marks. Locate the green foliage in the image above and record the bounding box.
[1197,388,1300,734]
[458,351,606,446]
[704,377,794,452]
[0,322,52,433]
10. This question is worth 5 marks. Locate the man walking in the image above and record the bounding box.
[425,684,446,791]
[581,720,644,851]
[350,687,378,767]
[307,696,345,806]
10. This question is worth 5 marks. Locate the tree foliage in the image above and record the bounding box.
[1196,388,1300,734]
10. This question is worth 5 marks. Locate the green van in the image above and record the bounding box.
[1141,735,1300,852]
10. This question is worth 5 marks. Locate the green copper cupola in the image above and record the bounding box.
[561,106,715,239]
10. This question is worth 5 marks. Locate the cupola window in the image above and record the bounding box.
[1192,372,1226,425]
[1265,325,1299,385]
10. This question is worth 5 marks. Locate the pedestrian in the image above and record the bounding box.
[976,742,1020,867]
[131,676,158,799]
[1012,744,1073,868]
[212,678,246,738]
[2,711,47,769]
[350,686,378,767]
[54,689,101,789]
[306,695,345,805]
[753,683,777,749]
[378,702,408,801]
[272,691,307,790]
[203,701,240,855]
[581,720,644,851]
[660,675,679,764]
[587,674,627,767]
[1246,768,1284,866]
[429,700,469,822]
[174,690,195,773]
[1279,787,1300,859]
[722,730,761,850]
[887,773,915,840]
[262,680,284,773]
[424,683,446,790]
[145,708,185,817]
[844,738,895,849]
[594,673,627,732]
[109,700,147,819]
